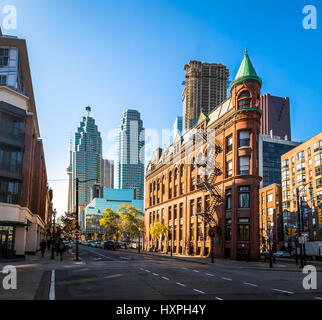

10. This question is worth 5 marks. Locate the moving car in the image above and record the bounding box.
[88,240,96,247]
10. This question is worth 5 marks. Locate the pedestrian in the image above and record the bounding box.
[57,238,65,261]
[47,239,51,251]
[40,239,46,257]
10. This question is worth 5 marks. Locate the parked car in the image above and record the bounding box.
[273,251,291,258]
[88,240,96,247]
[81,241,89,246]
[104,240,116,250]
[62,240,72,249]
[114,241,122,249]
[95,241,103,248]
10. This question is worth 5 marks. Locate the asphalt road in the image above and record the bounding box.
[55,245,322,300]
[0,245,321,300]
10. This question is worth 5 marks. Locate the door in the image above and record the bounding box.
[0,232,8,258]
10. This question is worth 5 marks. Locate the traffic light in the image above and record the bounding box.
[286,228,291,236]
[318,208,322,225]
[72,220,77,230]
[291,228,297,236]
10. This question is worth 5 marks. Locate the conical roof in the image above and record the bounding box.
[229,49,262,92]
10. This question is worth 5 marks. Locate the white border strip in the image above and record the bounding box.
[49,270,55,300]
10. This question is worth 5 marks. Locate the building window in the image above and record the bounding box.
[314,153,322,165]
[267,208,274,215]
[190,176,195,191]
[307,148,311,157]
[174,205,177,220]
[168,206,172,220]
[315,165,322,177]
[238,186,250,208]
[190,200,194,217]
[239,156,250,175]
[0,48,9,67]
[197,197,202,214]
[226,135,233,153]
[179,203,183,219]
[190,223,194,241]
[238,130,250,147]
[226,219,232,241]
[205,195,210,212]
[226,189,232,210]
[237,91,251,109]
[0,75,7,85]
[237,218,250,241]
[267,193,273,202]
[226,160,232,178]
[316,178,322,189]
[296,151,305,162]
[191,157,195,171]
[313,141,322,152]
[0,178,20,204]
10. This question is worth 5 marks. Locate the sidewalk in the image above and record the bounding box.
[130,249,322,272]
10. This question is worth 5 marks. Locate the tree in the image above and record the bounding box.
[99,208,120,240]
[149,222,169,250]
[60,211,77,238]
[118,204,144,243]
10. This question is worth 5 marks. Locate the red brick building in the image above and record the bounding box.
[145,50,263,261]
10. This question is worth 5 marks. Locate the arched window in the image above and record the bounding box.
[180,164,184,177]
[174,168,178,180]
[169,171,172,182]
[238,91,251,109]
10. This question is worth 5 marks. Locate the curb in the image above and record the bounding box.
[136,250,322,272]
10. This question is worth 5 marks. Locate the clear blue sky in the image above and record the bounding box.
[2,0,321,216]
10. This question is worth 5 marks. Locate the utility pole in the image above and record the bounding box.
[296,188,304,268]
[75,178,80,261]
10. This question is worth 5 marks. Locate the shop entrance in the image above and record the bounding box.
[0,231,8,258]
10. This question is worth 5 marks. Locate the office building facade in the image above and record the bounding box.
[82,188,144,234]
[116,109,145,200]
[281,132,322,242]
[259,134,300,188]
[0,29,49,258]
[182,60,229,132]
[260,94,291,140]
[72,107,103,212]
[103,159,114,189]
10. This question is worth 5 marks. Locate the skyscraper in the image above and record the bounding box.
[182,60,229,132]
[103,159,114,188]
[116,109,144,200]
[66,139,73,213]
[260,94,291,140]
[72,106,103,212]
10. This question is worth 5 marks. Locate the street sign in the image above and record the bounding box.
[74,230,80,238]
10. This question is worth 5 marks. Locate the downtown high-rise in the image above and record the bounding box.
[116,109,144,200]
[182,60,229,132]
[71,106,103,212]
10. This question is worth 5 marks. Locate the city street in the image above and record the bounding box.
[0,245,321,300]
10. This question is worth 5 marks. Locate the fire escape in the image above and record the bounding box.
[196,127,223,236]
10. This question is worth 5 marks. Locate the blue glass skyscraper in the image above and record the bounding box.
[116,110,145,200]
[71,106,103,211]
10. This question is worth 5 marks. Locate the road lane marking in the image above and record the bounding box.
[162,276,170,281]
[272,288,294,295]
[243,282,258,287]
[193,270,199,273]
[176,282,187,287]
[314,297,322,300]
[104,274,123,279]
[206,273,215,277]
[215,297,223,300]
[181,267,188,270]
[193,289,206,294]
[152,273,159,276]
[120,257,129,260]
[81,247,115,260]
[144,269,151,273]
[221,277,232,281]
[49,270,55,300]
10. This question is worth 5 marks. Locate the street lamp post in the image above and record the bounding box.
[51,209,57,260]
[75,177,98,261]
[267,219,273,268]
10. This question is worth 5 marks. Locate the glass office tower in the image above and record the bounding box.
[116,110,145,200]
[72,106,103,211]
